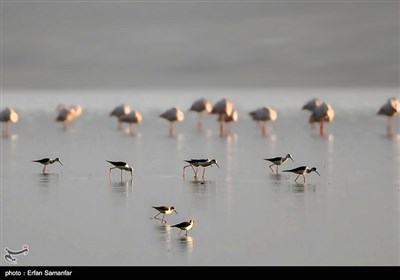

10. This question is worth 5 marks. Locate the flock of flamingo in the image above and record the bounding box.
[1,97,399,137]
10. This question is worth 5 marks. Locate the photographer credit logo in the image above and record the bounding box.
[4,245,29,264]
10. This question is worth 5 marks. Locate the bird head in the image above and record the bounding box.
[171,207,178,215]
[55,158,63,166]
[211,159,219,168]
[311,167,320,176]
[287,154,295,162]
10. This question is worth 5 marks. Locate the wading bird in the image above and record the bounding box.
[159,107,185,136]
[32,158,63,173]
[249,107,277,136]
[106,160,133,181]
[282,166,320,183]
[264,154,294,173]
[189,98,212,131]
[377,97,400,136]
[0,107,18,137]
[171,220,195,236]
[152,206,178,224]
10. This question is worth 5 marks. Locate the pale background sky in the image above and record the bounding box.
[2,0,399,89]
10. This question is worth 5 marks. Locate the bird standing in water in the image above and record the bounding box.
[377,97,400,136]
[264,154,294,173]
[282,166,320,183]
[106,160,133,181]
[32,158,63,173]
[171,220,195,236]
[152,206,178,224]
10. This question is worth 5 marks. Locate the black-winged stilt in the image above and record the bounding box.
[264,154,294,173]
[171,220,195,236]
[32,158,63,173]
[282,166,320,183]
[152,206,178,224]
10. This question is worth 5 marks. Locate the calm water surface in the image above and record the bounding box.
[1,89,399,265]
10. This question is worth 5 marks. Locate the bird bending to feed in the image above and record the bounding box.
[118,110,143,135]
[282,166,320,183]
[211,98,234,137]
[106,160,133,181]
[189,159,219,180]
[264,154,294,173]
[189,98,212,131]
[32,158,63,173]
[152,206,178,224]
[159,107,185,136]
[0,107,19,137]
[308,102,335,136]
[55,104,82,130]
[110,104,131,129]
[171,220,195,236]
[377,97,400,136]
[183,159,201,178]
[302,98,322,112]
[249,107,277,136]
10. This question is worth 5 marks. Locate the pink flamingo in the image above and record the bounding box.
[189,98,212,131]
[249,107,277,135]
[0,107,18,137]
[110,104,131,129]
[377,97,400,136]
[210,98,234,137]
[308,102,335,136]
[119,110,143,135]
[159,107,185,136]
[56,104,82,130]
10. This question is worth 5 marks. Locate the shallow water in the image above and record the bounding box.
[1,89,399,265]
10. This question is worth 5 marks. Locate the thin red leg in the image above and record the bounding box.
[319,121,324,136]
[294,174,300,182]
[269,164,274,172]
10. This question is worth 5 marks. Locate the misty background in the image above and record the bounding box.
[2,1,399,90]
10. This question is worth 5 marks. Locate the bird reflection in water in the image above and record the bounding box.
[176,236,194,254]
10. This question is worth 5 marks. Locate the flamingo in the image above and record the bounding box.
[210,98,234,137]
[56,104,82,130]
[189,98,212,131]
[119,110,143,135]
[223,108,239,136]
[159,107,185,136]
[308,102,335,136]
[249,107,277,135]
[377,97,400,136]
[0,107,18,137]
[110,104,131,129]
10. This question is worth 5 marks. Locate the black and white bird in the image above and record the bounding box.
[183,159,202,178]
[171,220,195,236]
[32,158,63,173]
[264,154,294,173]
[106,160,133,181]
[152,206,178,224]
[183,159,219,179]
[282,166,320,183]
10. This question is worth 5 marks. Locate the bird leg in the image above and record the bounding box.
[120,170,123,182]
[319,121,324,136]
[269,164,275,173]
[109,167,116,178]
[219,121,224,137]
[153,213,161,219]
[294,174,300,182]
[178,230,182,236]
[42,165,47,173]
[169,123,174,137]
[276,165,279,173]
[387,117,393,136]
[197,112,204,132]
[202,167,206,179]
[302,175,306,183]
[260,122,267,136]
